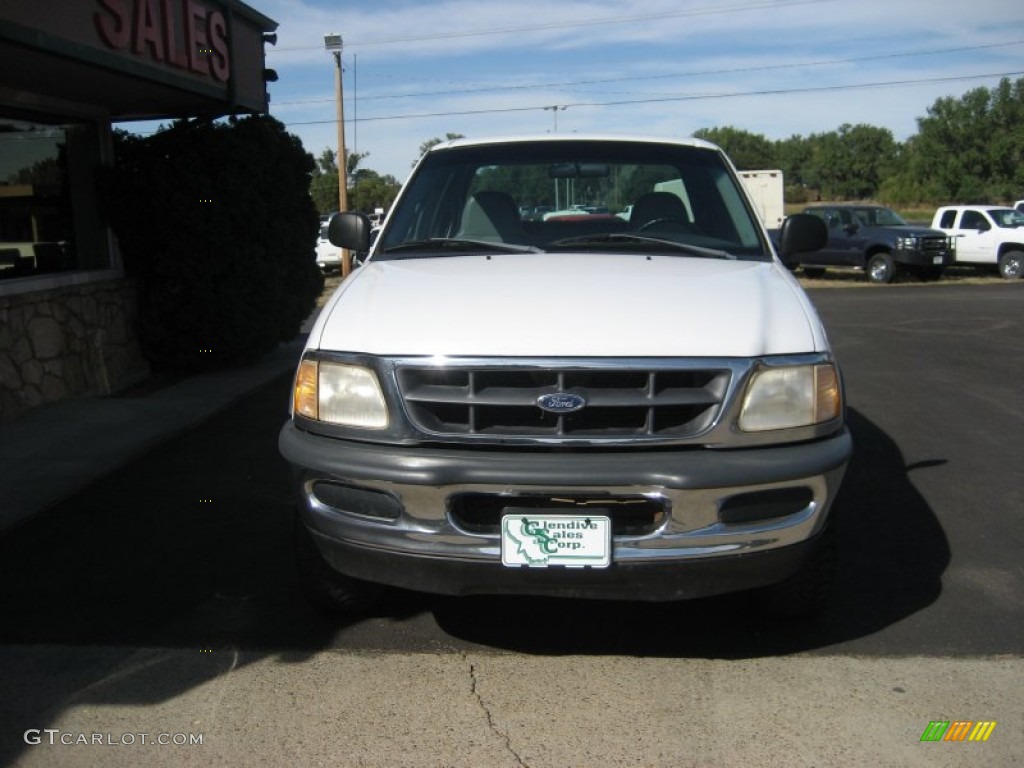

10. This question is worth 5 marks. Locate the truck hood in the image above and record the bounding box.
[311,253,824,357]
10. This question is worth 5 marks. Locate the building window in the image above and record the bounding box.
[0,118,110,281]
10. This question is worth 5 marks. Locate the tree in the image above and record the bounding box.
[8,156,62,188]
[414,133,466,166]
[309,147,386,214]
[315,147,338,175]
[103,116,323,371]
[810,124,897,200]
[692,127,778,170]
[902,77,1024,202]
[775,135,816,202]
[986,77,1024,199]
[347,150,369,177]
[349,170,401,213]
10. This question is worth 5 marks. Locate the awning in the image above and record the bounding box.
[1,0,277,122]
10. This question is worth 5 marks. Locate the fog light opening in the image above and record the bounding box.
[311,481,403,520]
[718,487,815,525]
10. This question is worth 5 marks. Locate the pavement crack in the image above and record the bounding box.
[464,654,529,768]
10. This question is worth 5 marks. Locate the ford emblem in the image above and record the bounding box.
[537,393,587,413]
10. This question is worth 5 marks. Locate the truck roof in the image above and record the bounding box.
[935,204,1018,211]
[428,133,722,154]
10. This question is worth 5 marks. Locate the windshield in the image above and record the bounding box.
[852,207,907,227]
[988,208,1024,228]
[375,140,769,261]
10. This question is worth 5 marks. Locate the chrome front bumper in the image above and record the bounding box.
[279,422,852,600]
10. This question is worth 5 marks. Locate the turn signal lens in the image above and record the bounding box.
[293,360,319,419]
[813,364,841,424]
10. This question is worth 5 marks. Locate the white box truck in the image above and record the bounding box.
[738,170,785,228]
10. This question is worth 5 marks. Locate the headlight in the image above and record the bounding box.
[738,364,841,432]
[897,236,919,250]
[292,359,389,429]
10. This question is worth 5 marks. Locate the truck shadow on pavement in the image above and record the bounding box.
[0,386,948,763]
[430,407,952,657]
[0,395,948,665]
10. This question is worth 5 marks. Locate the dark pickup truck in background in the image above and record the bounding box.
[777,204,955,284]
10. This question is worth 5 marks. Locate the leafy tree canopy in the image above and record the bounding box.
[689,77,1024,205]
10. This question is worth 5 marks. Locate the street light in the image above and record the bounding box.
[544,105,567,132]
[324,32,351,276]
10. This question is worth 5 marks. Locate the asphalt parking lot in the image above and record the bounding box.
[0,283,1021,766]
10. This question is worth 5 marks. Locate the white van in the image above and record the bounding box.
[315,221,341,273]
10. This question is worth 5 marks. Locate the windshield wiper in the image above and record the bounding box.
[383,238,542,255]
[547,233,736,260]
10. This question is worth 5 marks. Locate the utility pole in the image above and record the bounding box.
[324,33,351,276]
[353,53,358,154]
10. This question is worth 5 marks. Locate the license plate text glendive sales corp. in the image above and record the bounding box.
[501,514,611,568]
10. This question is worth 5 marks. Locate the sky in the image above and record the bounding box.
[155,0,1024,181]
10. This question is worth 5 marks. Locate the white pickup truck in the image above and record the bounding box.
[279,134,851,618]
[931,205,1024,279]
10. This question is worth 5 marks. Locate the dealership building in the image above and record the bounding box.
[0,0,277,421]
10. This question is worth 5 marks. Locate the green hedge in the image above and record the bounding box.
[102,116,323,371]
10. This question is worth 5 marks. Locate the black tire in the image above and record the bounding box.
[754,527,837,619]
[998,250,1023,279]
[293,510,385,616]
[866,252,895,284]
[802,267,826,279]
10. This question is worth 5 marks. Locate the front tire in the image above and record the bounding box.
[866,252,895,284]
[294,510,385,615]
[998,250,1023,279]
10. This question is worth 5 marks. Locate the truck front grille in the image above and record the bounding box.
[921,236,952,255]
[396,365,730,441]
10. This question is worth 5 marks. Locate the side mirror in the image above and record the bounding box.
[328,212,372,252]
[777,213,827,265]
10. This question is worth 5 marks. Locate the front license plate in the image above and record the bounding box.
[501,513,611,568]
[933,256,944,264]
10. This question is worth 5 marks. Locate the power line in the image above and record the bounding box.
[270,0,835,52]
[279,70,1024,127]
[271,39,1024,107]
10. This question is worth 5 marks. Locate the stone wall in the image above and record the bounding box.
[0,279,149,422]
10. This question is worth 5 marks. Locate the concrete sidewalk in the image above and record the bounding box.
[0,337,304,533]
[10,650,1023,767]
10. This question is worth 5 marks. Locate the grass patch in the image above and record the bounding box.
[797,265,1008,288]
